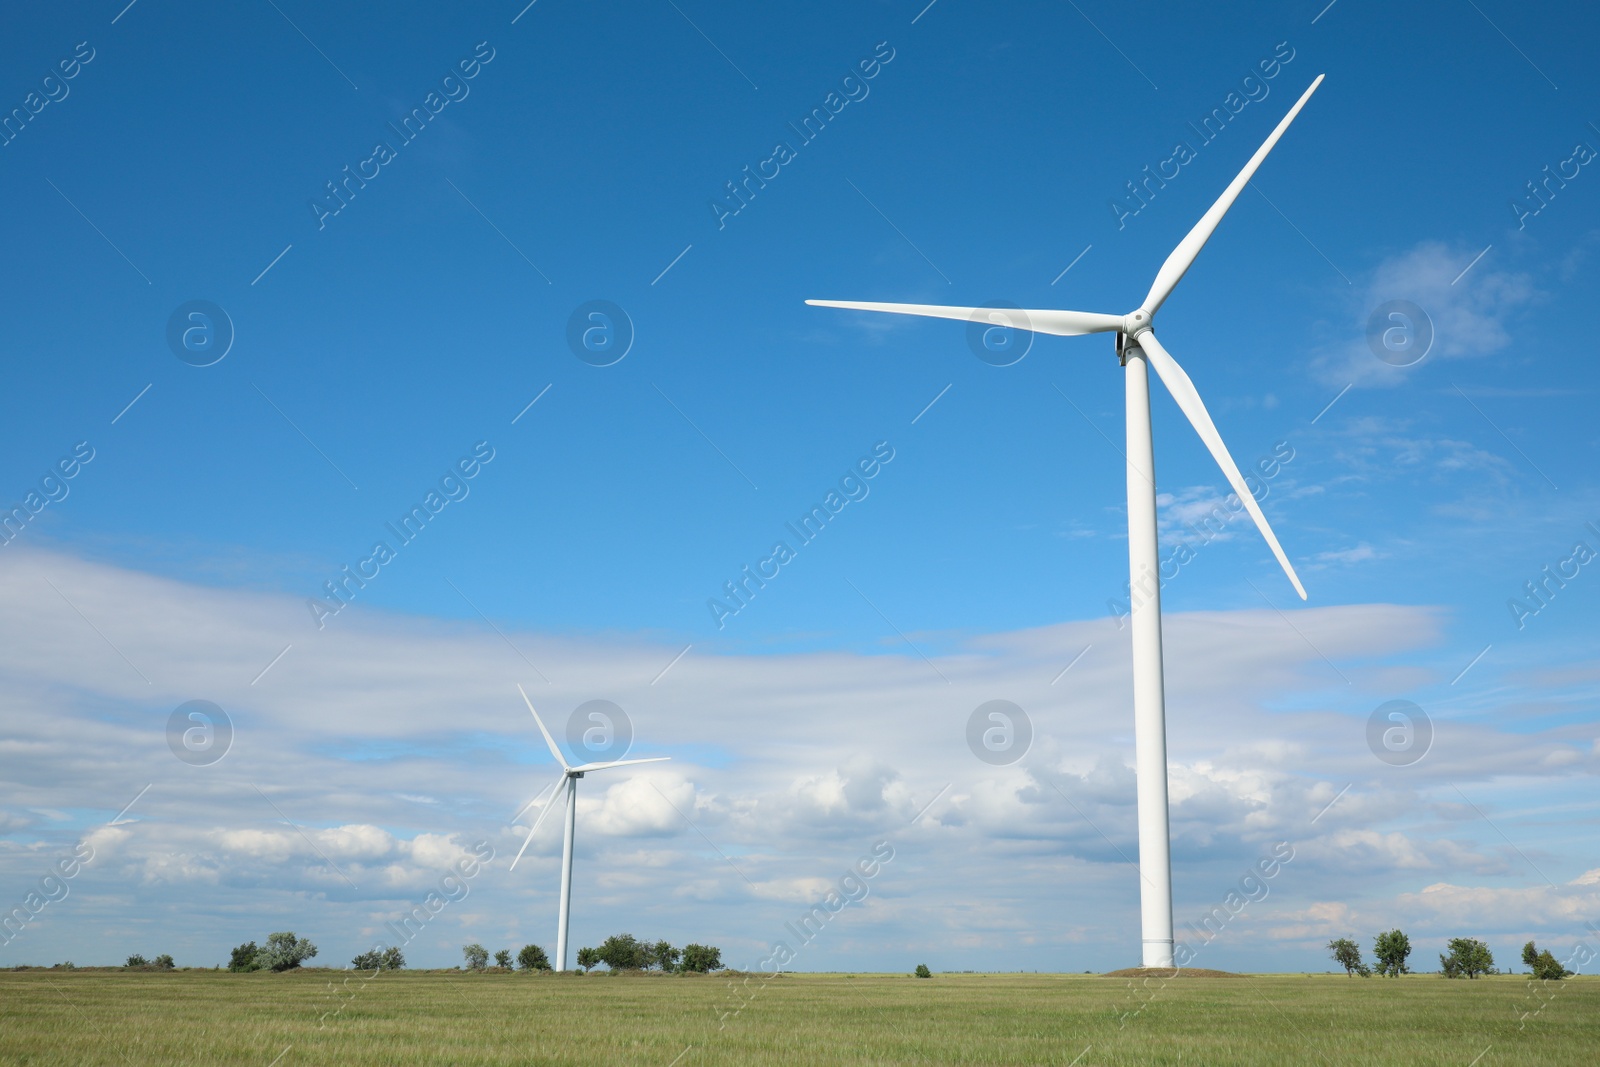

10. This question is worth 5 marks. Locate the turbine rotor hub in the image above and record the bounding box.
[1116,310,1154,364]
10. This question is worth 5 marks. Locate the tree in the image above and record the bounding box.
[598,933,648,971]
[462,943,489,971]
[152,954,175,970]
[650,940,680,972]
[258,932,318,972]
[915,964,932,978]
[517,944,552,971]
[1520,940,1571,981]
[493,949,513,969]
[576,947,599,973]
[1524,942,1571,981]
[1440,938,1494,979]
[1327,938,1370,977]
[680,944,723,973]
[381,946,405,971]
[1373,930,1411,977]
[1535,950,1571,981]
[125,954,148,968]
[228,942,261,972]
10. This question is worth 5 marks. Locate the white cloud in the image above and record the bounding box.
[1399,870,1600,927]
[1312,543,1381,565]
[404,833,473,869]
[586,774,691,837]
[748,876,835,903]
[1265,900,1358,942]
[219,829,297,862]
[0,547,1592,970]
[318,825,396,861]
[1311,241,1537,387]
[1157,487,1240,543]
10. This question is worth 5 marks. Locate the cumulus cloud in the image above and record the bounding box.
[1320,829,1502,874]
[586,774,692,837]
[1264,900,1359,941]
[404,832,476,869]
[1399,868,1600,927]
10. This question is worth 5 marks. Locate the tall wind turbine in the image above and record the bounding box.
[508,684,669,971]
[808,76,1324,969]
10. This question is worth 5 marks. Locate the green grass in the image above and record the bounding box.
[0,969,1593,1065]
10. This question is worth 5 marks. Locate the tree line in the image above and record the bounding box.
[17,927,728,973]
[51,929,723,974]
[463,934,723,974]
[1327,931,1575,980]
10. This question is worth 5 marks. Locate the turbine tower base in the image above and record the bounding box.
[1142,938,1176,969]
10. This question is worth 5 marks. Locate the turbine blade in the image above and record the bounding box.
[570,756,671,773]
[1141,75,1325,315]
[517,683,569,770]
[1136,330,1307,600]
[510,770,565,823]
[806,299,1122,337]
[509,774,568,871]
[509,827,536,872]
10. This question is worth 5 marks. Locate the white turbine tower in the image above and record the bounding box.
[508,684,669,971]
[808,76,1325,969]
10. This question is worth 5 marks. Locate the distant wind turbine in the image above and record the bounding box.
[509,683,669,971]
[807,76,1326,969]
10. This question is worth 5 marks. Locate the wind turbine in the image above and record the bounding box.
[807,76,1324,969]
[508,683,669,971]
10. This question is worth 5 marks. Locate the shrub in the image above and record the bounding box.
[352,947,404,972]
[258,932,317,972]
[494,949,513,969]
[915,964,932,978]
[462,943,489,971]
[1373,930,1411,977]
[228,942,261,972]
[1440,938,1494,979]
[125,955,148,968]
[152,954,175,970]
[680,944,723,973]
[517,944,552,971]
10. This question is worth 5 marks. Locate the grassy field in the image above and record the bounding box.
[0,969,1593,1065]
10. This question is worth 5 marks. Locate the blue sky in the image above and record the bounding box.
[1,0,1597,978]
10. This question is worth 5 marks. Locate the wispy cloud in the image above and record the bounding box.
[1311,241,1538,388]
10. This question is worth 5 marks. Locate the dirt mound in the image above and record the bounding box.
[1102,967,1241,978]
